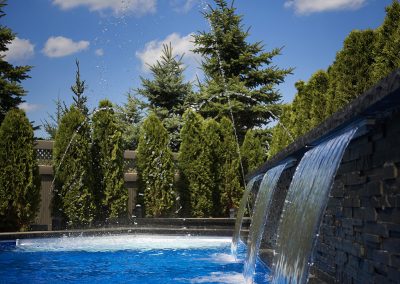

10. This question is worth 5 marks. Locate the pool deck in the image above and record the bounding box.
[0,218,250,241]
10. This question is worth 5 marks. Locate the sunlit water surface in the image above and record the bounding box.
[0,234,269,283]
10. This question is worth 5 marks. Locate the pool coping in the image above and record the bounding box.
[0,218,250,241]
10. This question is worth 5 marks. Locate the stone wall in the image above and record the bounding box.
[311,110,400,283]
[251,70,400,282]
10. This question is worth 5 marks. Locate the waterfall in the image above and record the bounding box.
[231,175,262,257]
[272,127,357,283]
[243,162,288,284]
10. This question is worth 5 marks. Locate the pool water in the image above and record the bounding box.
[0,235,270,283]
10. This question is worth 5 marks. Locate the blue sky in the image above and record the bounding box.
[2,0,393,138]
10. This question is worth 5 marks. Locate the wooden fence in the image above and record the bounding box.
[33,140,138,230]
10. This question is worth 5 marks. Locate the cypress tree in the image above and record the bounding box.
[290,81,312,137]
[179,110,214,217]
[137,113,176,217]
[92,100,127,221]
[0,1,32,123]
[268,104,293,158]
[0,109,40,231]
[327,30,376,114]
[219,117,242,216]
[202,118,224,216]
[179,110,213,217]
[241,129,266,175]
[53,107,95,227]
[193,0,292,141]
[371,0,400,83]
[308,70,330,127]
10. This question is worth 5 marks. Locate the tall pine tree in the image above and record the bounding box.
[0,1,32,123]
[193,0,292,141]
[137,43,192,151]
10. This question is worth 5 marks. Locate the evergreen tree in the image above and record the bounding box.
[137,113,176,217]
[53,107,95,227]
[70,60,89,116]
[219,117,242,216]
[0,109,40,231]
[268,104,293,158]
[0,1,32,123]
[179,110,213,217]
[290,81,312,137]
[202,118,223,216]
[308,70,330,127]
[137,43,192,151]
[42,96,66,139]
[327,30,376,115]
[92,100,127,221]
[193,0,292,141]
[116,93,144,149]
[241,129,266,175]
[371,0,400,83]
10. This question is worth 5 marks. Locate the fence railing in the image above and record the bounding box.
[34,140,136,174]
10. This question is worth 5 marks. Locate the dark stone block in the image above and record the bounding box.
[387,267,400,283]
[364,223,389,238]
[382,238,400,254]
[353,207,377,221]
[383,162,399,180]
[390,254,400,267]
[370,250,391,265]
[377,208,400,223]
[363,181,383,197]
[387,224,400,238]
[363,233,381,245]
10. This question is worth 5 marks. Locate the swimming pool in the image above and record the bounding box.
[0,235,270,283]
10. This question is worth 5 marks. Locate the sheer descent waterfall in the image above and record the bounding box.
[272,127,358,283]
[231,175,262,257]
[243,162,288,284]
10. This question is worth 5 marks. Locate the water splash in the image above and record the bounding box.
[272,127,358,283]
[243,162,288,284]
[231,175,262,257]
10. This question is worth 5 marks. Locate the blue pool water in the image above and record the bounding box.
[0,235,270,283]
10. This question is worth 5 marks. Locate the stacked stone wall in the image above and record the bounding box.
[311,110,400,283]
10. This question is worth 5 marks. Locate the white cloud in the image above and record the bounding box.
[284,0,366,14]
[136,33,200,72]
[52,0,156,16]
[42,36,90,58]
[95,48,104,56]
[1,37,34,62]
[19,102,42,113]
[171,0,199,13]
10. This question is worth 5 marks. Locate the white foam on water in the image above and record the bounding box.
[187,272,245,284]
[202,253,241,264]
[15,235,231,252]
